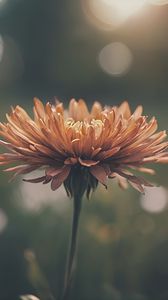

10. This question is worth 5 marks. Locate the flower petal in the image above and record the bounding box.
[51,166,71,191]
[4,165,39,175]
[46,166,64,177]
[133,105,143,119]
[118,101,131,119]
[90,165,108,186]
[128,180,144,193]
[137,167,155,175]
[23,176,46,183]
[64,157,78,165]
[33,98,46,120]
[96,147,120,160]
[78,158,99,167]
[156,156,168,163]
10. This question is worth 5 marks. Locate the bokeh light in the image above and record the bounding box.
[0,208,8,233]
[86,216,121,243]
[1,1,168,300]
[0,0,6,8]
[149,0,168,5]
[0,35,4,62]
[98,42,133,76]
[20,295,40,300]
[140,187,168,213]
[17,174,68,214]
[0,35,24,87]
[82,0,147,30]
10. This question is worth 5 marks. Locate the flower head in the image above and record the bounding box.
[0,98,168,198]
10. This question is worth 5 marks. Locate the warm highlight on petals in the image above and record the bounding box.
[0,98,168,197]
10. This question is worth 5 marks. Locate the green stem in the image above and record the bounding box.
[62,195,82,300]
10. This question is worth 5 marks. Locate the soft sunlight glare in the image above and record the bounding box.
[140,187,168,213]
[104,0,147,17]
[0,0,6,7]
[149,0,168,5]
[83,0,147,30]
[98,42,133,76]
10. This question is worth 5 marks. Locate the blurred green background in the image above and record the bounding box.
[0,0,168,299]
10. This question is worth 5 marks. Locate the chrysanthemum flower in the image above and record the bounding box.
[1,98,168,300]
[0,98,168,198]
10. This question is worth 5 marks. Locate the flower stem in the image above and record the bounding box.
[62,195,82,300]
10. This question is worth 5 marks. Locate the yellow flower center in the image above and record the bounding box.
[65,118,104,138]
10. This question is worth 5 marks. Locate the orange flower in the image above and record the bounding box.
[0,98,168,197]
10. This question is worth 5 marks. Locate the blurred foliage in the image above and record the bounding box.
[0,0,168,300]
[0,178,168,300]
